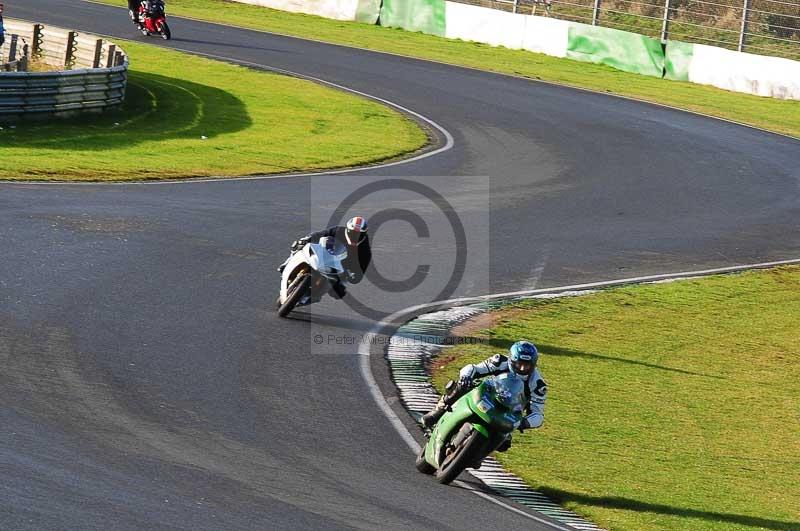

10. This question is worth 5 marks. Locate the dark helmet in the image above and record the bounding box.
[345,216,368,246]
[508,341,538,379]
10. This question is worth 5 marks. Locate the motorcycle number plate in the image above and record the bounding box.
[477,399,493,413]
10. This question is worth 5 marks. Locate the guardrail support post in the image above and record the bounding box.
[92,39,104,68]
[32,24,44,58]
[19,44,29,72]
[592,0,601,25]
[64,31,77,68]
[661,0,671,41]
[738,0,750,52]
[9,35,18,63]
[105,44,116,68]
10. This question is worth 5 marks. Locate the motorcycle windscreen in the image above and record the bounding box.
[316,237,347,274]
[319,237,348,260]
[490,373,525,411]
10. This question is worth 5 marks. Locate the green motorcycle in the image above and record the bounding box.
[416,373,526,484]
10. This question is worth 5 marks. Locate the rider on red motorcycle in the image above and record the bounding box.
[130,0,165,25]
[128,0,142,24]
[130,0,171,40]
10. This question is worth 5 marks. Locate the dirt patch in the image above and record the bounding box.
[449,305,534,341]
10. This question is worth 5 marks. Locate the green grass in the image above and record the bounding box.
[431,266,800,531]
[92,0,800,138]
[0,41,426,181]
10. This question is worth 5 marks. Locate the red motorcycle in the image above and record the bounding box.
[133,0,171,40]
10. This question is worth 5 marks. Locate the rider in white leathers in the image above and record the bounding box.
[278,216,371,299]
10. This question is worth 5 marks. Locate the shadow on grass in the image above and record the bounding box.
[4,71,251,149]
[538,487,799,531]
[441,336,724,379]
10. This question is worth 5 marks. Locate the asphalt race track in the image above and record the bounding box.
[2,1,799,529]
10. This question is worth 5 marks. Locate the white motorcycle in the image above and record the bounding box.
[276,236,348,317]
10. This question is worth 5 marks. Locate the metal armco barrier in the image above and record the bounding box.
[0,19,128,120]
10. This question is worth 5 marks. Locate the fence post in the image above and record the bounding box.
[738,0,750,52]
[105,44,116,67]
[512,0,518,14]
[18,44,29,72]
[64,31,77,68]
[9,34,18,62]
[32,24,43,58]
[592,0,601,25]
[92,39,104,68]
[660,0,671,41]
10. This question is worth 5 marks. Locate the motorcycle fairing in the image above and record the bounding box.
[278,239,346,304]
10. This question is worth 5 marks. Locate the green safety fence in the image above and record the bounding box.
[379,0,446,37]
[664,40,695,82]
[566,25,665,78]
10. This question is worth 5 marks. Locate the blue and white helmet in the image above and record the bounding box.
[509,341,538,379]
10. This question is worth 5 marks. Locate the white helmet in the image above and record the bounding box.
[345,216,368,246]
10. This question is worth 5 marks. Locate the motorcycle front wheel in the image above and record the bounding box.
[158,21,171,40]
[435,429,485,485]
[277,274,310,318]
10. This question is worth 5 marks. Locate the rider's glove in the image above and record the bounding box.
[458,375,472,388]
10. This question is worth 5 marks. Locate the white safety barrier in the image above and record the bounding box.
[444,2,525,50]
[688,44,800,100]
[232,0,380,23]
[522,14,570,58]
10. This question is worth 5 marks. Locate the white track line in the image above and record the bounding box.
[358,257,800,527]
[0,28,454,186]
[455,481,574,531]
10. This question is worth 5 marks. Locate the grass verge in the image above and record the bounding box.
[431,266,800,531]
[92,0,800,138]
[0,40,426,181]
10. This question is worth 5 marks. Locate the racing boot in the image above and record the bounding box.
[421,380,460,429]
[329,280,347,299]
[421,400,447,429]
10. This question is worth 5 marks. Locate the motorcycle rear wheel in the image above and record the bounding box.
[277,274,310,318]
[435,429,485,485]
